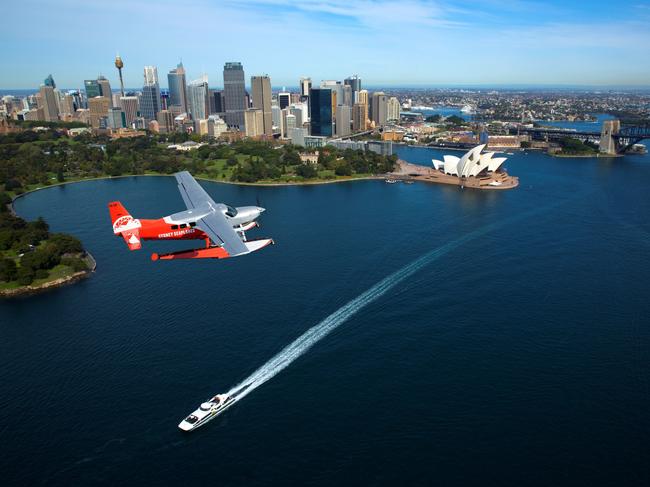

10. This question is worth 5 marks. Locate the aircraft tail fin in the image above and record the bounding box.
[108,201,142,251]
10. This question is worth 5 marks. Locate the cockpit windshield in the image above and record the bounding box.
[225,206,238,218]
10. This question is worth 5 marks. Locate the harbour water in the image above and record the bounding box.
[1,145,649,486]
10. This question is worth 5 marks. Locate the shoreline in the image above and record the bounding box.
[0,252,96,299]
[10,173,387,207]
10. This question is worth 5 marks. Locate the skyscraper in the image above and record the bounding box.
[140,66,160,121]
[38,85,59,121]
[358,89,369,106]
[119,96,139,127]
[107,107,125,129]
[309,88,333,137]
[84,80,101,100]
[210,90,225,115]
[251,75,272,136]
[88,96,110,128]
[344,75,361,104]
[343,85,352,107]
[143,66,158,86]
[223,62,246,129]
[387,97,400,122]
[335,104,351,137]
[244,109,264,137]
[278,92,291,110]
[352,103,368,132]
[97,76,113,107]
[44,74,56,89]
[167,62,188,113]
[188,76,210,121]
[371,92,388,126]
[299,77,311,98]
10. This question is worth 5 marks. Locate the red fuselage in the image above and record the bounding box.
[137,218,209,242]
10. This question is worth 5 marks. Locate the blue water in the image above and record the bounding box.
[2,147,650,486]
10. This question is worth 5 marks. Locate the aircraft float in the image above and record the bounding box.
[108,171,273,261]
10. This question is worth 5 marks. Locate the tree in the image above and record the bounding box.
[295,164,318,178]
[48,233,83,254]
[283,150,301,166]
[0,192,11,212]
[0,257,17,282]
[16,266,35,285]
[334,161,353,176]
[445,115,466,126]
[426,114,442,123]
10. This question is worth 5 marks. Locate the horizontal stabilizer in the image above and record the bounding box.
[121,230,142,251]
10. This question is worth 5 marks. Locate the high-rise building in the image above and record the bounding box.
[143,66,158,86]
[97,76,113,107]
[187,76,209,121]
[336,104,351,137]
[387,96,400,122]
[88,96,110,128]
[119,96,139,127]
[352,103,368,132]
[140,66,160,121]
[299,77,311,98]
[84,80,101,100]
[343,85,353,107]
[309,88,333,137]
[251,75,272,136]
[223,62,246,129]
[38,85,59,121]
[278,92,291,110]
[371,92,388,126]
[344,75,361,104]
[44,74,56,89]
[284,113,296,137]
[156,109,175,133]
[358,89,369,106]
[60,94,75,115]
[210,90,225,115]
[160,90,169,111]
[271,104,281,130]
[290,104,305,128]
[107,107,125,129]
[244,109,264,137]
[167,62,188,113]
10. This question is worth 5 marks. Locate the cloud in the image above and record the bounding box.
[1,0,649,87]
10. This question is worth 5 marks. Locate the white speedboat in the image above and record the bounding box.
[178,394,235,432]
[385,178,398,184]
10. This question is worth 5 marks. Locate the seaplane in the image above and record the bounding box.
[108,171,273,261]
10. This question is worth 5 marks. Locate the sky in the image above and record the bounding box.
[1,0,650,89]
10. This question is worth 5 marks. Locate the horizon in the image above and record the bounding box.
[2,0,650,90]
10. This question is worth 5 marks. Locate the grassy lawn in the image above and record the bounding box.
[0,264,77,291]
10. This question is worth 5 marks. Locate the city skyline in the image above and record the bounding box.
[2,0,650,89]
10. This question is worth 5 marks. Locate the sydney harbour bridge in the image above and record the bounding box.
[518,120,650,155]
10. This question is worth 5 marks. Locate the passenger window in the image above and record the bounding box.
[180,224,187,229]
[189,222,196,227]
[171,225,178,230]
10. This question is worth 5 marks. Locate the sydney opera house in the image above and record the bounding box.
[392,144,518,190]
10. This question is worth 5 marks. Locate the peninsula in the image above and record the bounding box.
[0,193,94,297]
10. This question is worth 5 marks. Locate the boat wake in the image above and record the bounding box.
[225,215,514,405]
